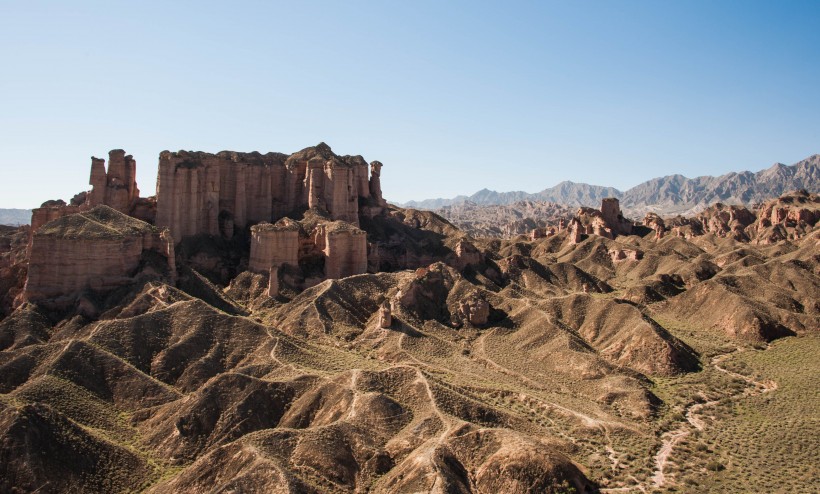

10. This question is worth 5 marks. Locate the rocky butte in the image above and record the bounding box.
[155,143,385,242]
[17,143,394,307]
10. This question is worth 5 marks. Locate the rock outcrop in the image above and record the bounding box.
[601,198,633,236]
[458,291,490,326]
[156,143,385,242]
[29,150,150,236]
[317,221,368,280]
[249,215,367,285]
[248,219,301,273]
[22,206,174,304]
[643,213,665,239]
[749,190,820,243]
[565,198,634,244]
[377,300,392,328]
[87,150,140,213]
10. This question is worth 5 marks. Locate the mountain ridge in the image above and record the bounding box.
[401,154,820,216]
[0,209,31,226]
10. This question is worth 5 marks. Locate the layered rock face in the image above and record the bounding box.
[248,219,301,272]
[318,222,368,280]
[22,206,173,303]
[750,189,820,243]
[156,143,384,242]
[87,150,140,213]
[639,191,820,243]
[249,216,367,283]
[30,201,82,234]
[377,300,392,328]
[458,292,490,326]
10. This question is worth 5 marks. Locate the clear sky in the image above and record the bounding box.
[1,0,818,208]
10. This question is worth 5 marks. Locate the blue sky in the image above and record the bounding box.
[1,0,818,208]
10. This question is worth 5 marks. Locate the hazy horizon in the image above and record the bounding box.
[2,1,819,208]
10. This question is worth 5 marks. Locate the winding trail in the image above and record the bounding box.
[648,348,778,489]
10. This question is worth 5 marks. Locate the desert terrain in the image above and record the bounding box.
[0,144,818,493]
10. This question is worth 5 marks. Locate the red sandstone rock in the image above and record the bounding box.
[609,248,643,263]
[453,238,482,269]
[369,161,386,207]
[249,219,301,273]
[459,292,490,326]
[567,218,584,244]
[643,213,666,239]
[267,266,279,298]
[29,150,148,241]
[378,300,392,328]
[567,198,633,245]
[22,206,173,303]
[87,150,140,213]
[317,221,368,280]
[156,143,384,243]
[749,190,820,243]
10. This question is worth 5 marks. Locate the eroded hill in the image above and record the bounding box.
[0,146,818,493]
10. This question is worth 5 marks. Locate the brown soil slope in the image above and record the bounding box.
[1,192,818,493]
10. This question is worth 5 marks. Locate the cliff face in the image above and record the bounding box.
[248,216,367,283]
[156,143,383,243]
[22,143,392,304]
[248,219,301,273]
[22,206,173,303]
[87,150,140,213]
[319,222,368,280]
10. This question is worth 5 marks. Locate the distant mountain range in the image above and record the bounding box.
[0,209,30,226]
[402,154,820,217]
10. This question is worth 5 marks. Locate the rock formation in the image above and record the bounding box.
[567,218,584,244]
[316,221,368,280]
[87,150,140,213]
[248,219,301,273]
[267,266,279,298]
[643,212,666,239]
[458,291,490,326]
[22,206,174,304]
[564,198,635,245]
[30,201,82,234]
[749,189,820,243]
[377,300,392,328]
[609,247,643,263]
[452,238,482,269]
[155,143,385,242]
[601,198,632,236]
[0,225,29,317]
[29,150,150,237]
[249,215,367,284]
[3,142,820,494]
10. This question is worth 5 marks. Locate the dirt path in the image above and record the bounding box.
[649,348,778,489]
